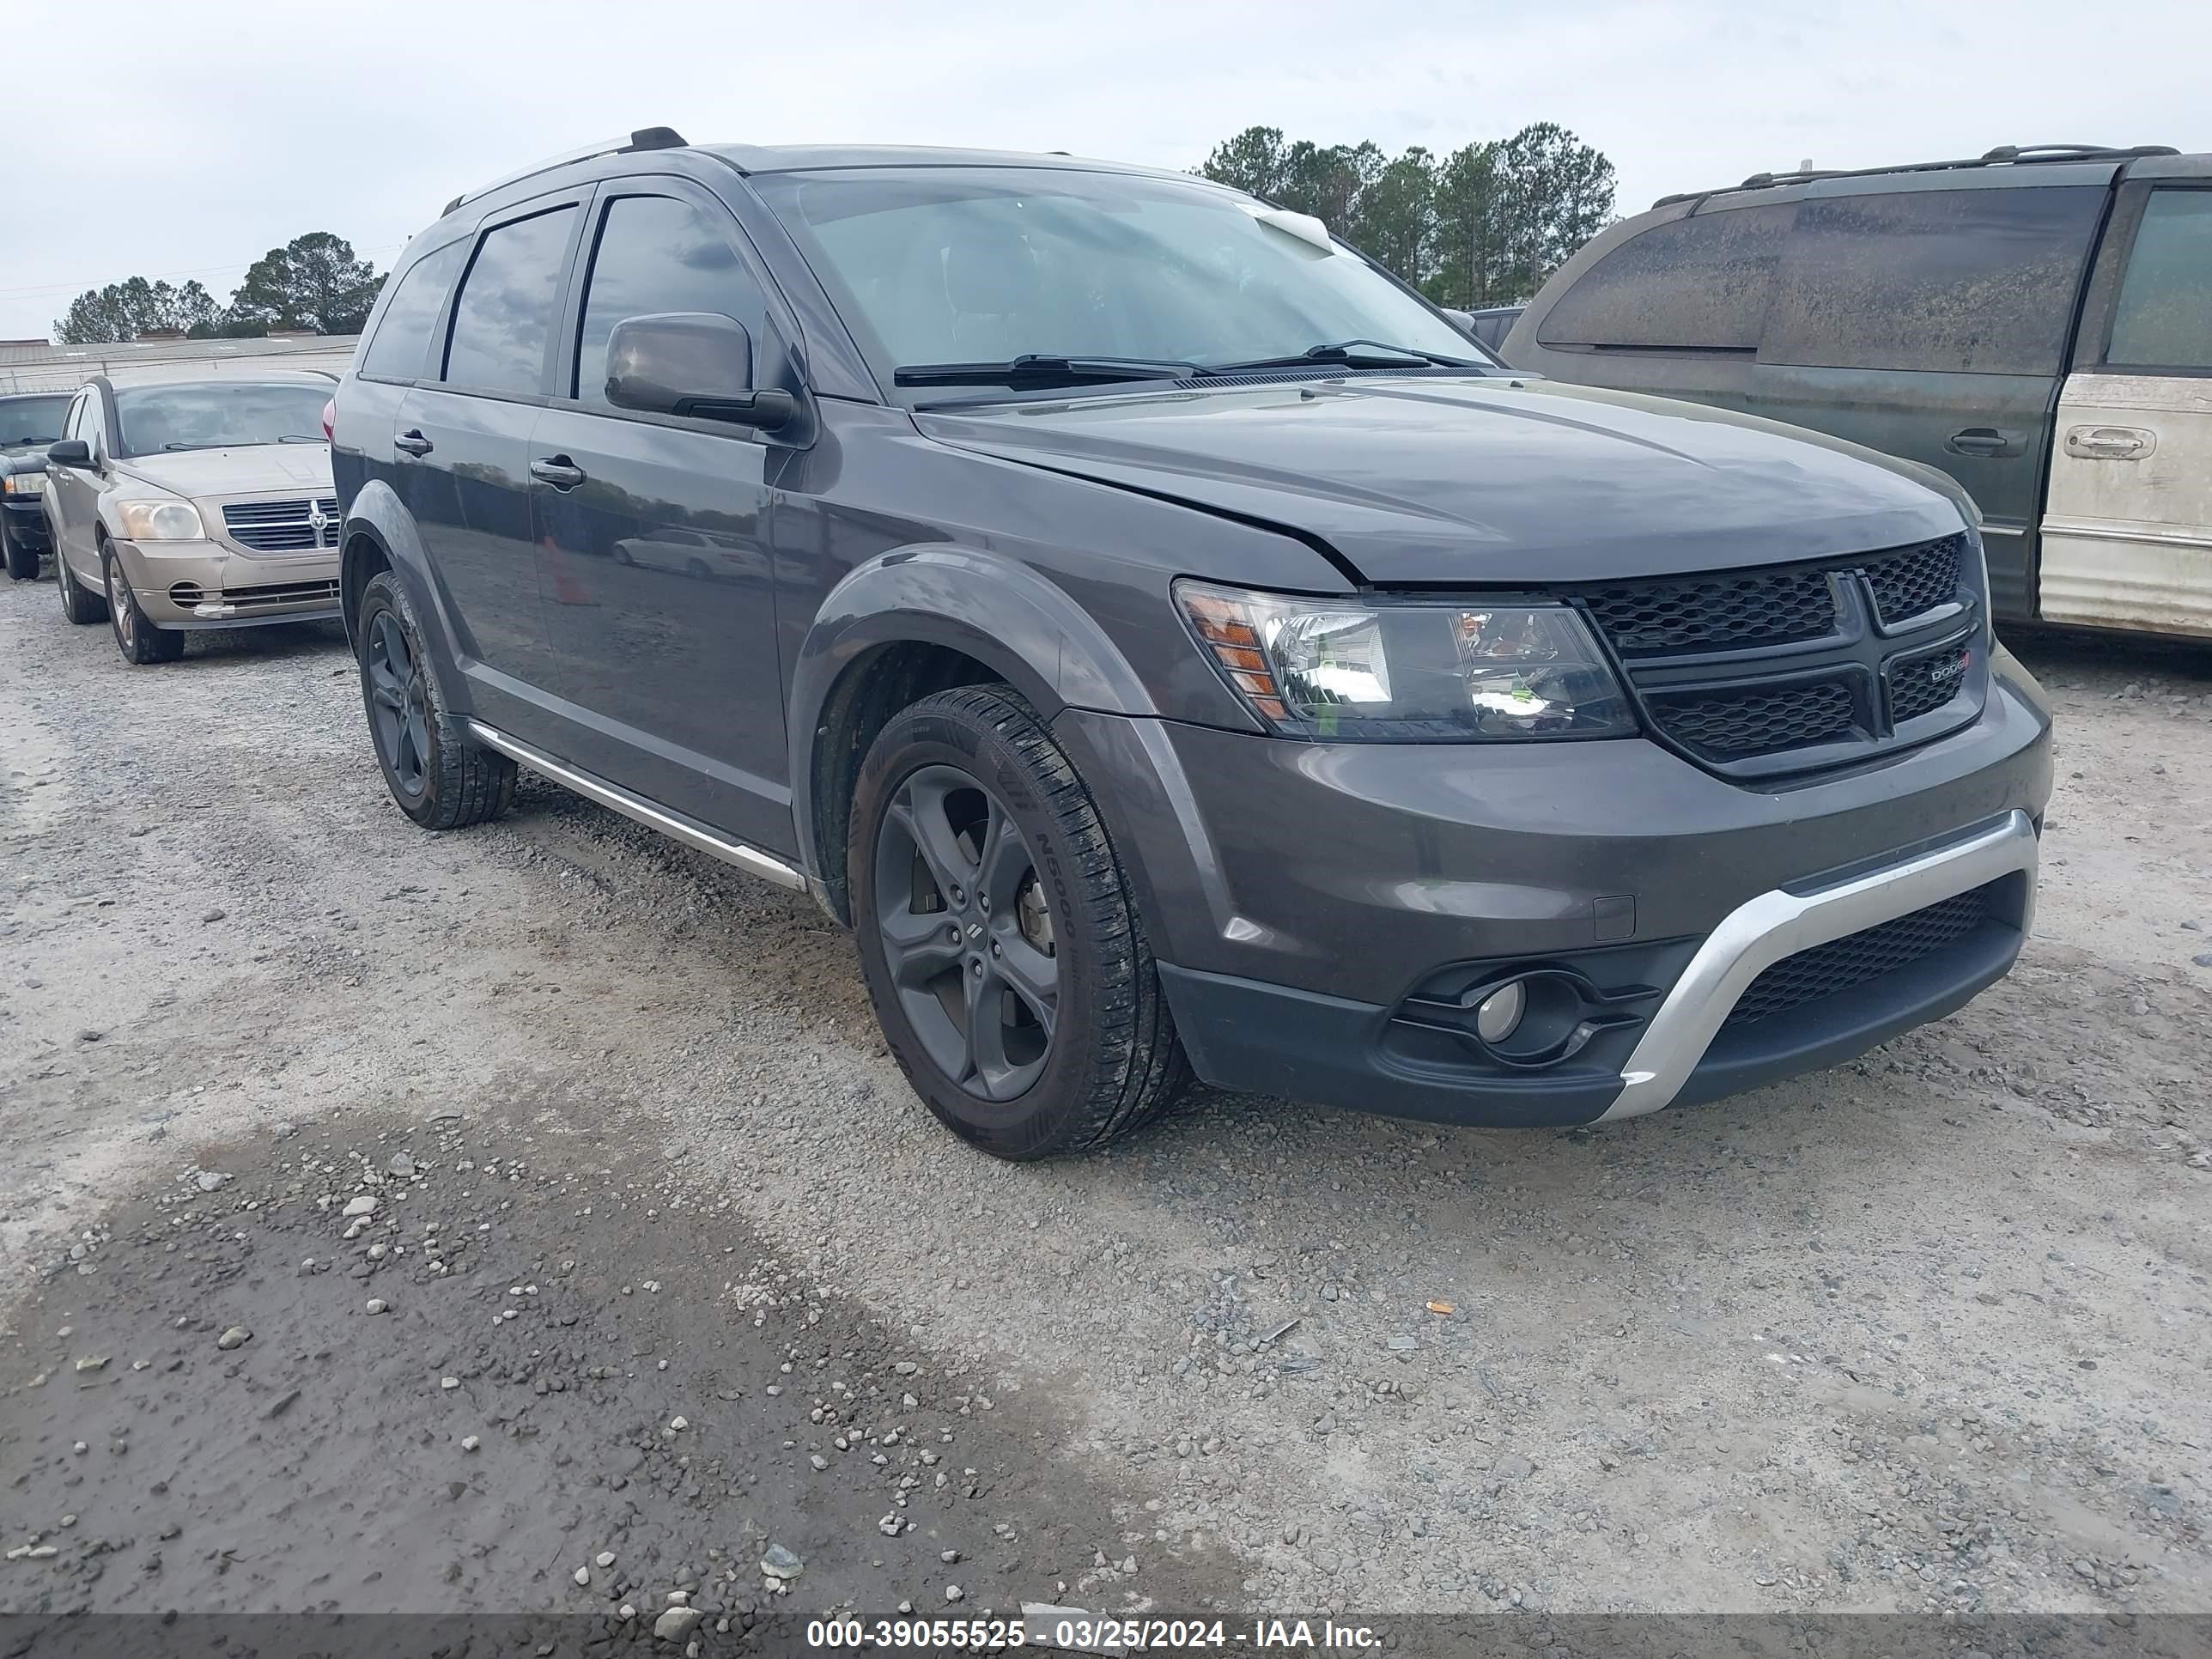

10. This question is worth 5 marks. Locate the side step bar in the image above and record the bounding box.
[465,720,809,894]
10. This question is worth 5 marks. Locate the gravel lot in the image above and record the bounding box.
[2,574,2209,1626]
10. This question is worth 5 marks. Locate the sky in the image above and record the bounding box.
[5,0,2209,342]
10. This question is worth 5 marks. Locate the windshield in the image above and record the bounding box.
[751,167,1482,390]
[113,382,330,456]
[0,394,70,448]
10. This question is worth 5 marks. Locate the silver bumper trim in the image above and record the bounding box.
[464,720,810,894]
[1598,809,2039,1121]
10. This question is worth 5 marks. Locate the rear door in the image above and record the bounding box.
[2040,181,2212,636]
[1748,176,2112,622]
[524,182,794,851]
[389,193,585,740]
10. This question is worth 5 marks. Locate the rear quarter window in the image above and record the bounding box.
[1535,204,1795,350]
[1759,185,2106,375]
[360,240,467,381]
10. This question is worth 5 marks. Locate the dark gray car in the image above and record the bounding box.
[329,132,2051,1159]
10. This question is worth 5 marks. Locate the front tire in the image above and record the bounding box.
[356,570,515,830]
[104,549,184,664]
[55,545,106,624]
[850,684,1189,1159]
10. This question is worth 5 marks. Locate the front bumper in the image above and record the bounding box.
[112,538,341,629]
[2,498,49,552]
[1056,650,2051,1127]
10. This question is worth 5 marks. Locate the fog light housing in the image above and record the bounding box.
[1474,981,1525,1043]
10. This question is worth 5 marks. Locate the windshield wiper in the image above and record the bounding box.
[893,354,1198,389]
[278,434,324,443]
[1200,339,1486,375]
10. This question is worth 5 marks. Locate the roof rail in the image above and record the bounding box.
[1653,143,2180,209]
[440,127,688,218]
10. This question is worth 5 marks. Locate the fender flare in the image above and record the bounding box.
[787,544,1159,891]
[338,479,471,714]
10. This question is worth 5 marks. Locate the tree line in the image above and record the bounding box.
[1198,123,1616,309]
[55,233,386,344]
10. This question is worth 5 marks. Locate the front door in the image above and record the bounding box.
[45,387,105,586]
[390,196,585,739]
[2039,185,2212,638]
[526,185,794,854]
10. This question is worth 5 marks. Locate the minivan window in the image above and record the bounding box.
[1759,186,2105,375]
[362,239,467,381]
[2106,189,2212,372]
[574,195,767,405]
[752,167,1475,380]
[443,205,577,394]
[1535,204,1795,351]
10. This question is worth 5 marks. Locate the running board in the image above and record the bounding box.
[465,720,809,893]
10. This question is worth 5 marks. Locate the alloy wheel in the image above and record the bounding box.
[366,611,432,797]
[872,763,1060,1101]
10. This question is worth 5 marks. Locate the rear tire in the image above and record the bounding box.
[104,549,184,665]
[849,684,1189,1159]
[356,570,515,830]
[55,545,105,624]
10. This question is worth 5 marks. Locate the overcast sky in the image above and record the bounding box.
[6,0,2208,341]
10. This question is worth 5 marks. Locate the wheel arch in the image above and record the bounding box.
[340,480,468,711]
[791,545,1159,924]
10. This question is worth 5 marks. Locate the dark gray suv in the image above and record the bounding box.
[329,131,2053,1159]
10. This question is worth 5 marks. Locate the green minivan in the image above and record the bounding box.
[1504,145,2212,641]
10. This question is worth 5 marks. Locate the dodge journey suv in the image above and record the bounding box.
[329,131,2052,1160]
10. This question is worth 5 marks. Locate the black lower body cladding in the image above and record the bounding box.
[1053,650,2053,1127]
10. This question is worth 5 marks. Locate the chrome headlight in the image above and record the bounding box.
[1177,580,1636,741]
[113,499,206,541]
[2,470,46,496]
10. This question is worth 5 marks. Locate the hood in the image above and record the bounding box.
[113,444,332,501]
[915,375,1966,585]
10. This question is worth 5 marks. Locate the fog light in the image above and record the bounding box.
[1474,981,1526,1043]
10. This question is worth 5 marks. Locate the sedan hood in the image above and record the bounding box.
[115,444,332,501]
[916,375,1966,585]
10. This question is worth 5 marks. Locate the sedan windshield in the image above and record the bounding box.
[114,382,330,456]
[751,167,1484,391]
[0,394,70,447]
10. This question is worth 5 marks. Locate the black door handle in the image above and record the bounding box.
[1946,428,2018,458]
[394,428,434,457]
[531,455,586,489]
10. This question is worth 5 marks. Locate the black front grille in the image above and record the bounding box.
[222,496,339,552]
[1647,679,1857,760]
[222,578,340,609]
[1725,884,1994,1028]
[1888,642,1972,725]
[1579,568,1838,655]
[1866,532,1966,628]
[1570,532,1978,778]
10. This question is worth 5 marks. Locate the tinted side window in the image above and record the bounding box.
[361,240,467,380]
[2106,189,2212,372]
[574,195,767,405]
[61,392,88,441]
[443,206,577,393]
[1761,186,2104,375]
[1536,204,1794,350]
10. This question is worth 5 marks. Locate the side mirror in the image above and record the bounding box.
[1440,308,1478,335]
[605,312,797,432]
[46,438,92,468]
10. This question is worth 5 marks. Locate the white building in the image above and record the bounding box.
[0,332,360,396]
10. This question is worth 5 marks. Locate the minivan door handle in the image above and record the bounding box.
[530,455,586,489]
[393,428,434,457]
[1946,428,2019,458]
